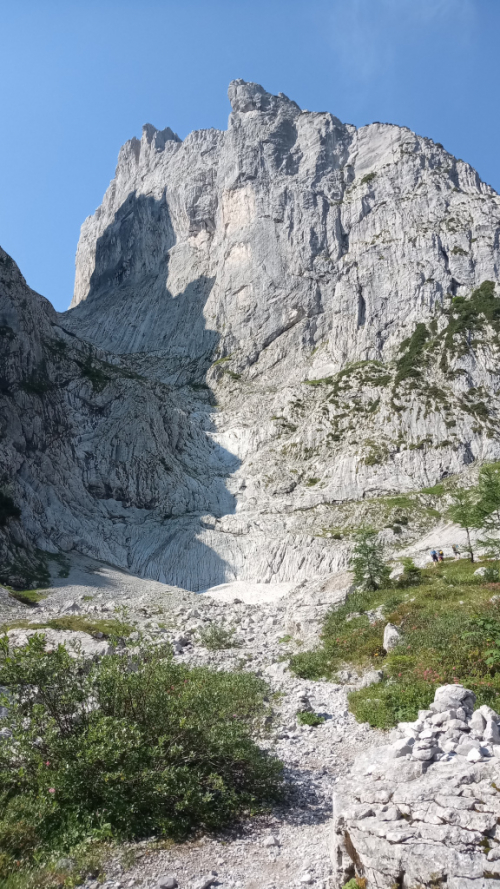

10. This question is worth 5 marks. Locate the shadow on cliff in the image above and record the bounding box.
[61,193,240,592]
[64,192,219,377]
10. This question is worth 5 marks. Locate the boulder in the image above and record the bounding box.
[383,623,401,652]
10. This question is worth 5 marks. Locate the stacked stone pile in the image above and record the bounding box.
[392,684,500,765]
[332,684,500,889]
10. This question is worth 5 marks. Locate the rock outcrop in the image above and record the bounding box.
[332,684,500,888]
[2,80,500,589]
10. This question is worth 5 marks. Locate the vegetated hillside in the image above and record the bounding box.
[291,554,500,724]
[2,80,500,590]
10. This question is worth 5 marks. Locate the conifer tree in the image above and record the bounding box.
[447,488,481,562]
[350,529,390,591]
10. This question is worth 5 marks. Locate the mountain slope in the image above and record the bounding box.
[2,80,500,589]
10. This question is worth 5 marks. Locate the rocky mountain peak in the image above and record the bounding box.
[141,122,181,148]
[228,79,301,116]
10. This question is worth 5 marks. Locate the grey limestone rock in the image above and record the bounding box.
[2,79,500,591]
[157,878,178,889]
[383,622,401,652]
[6,628,110,658]
[332,685,500,888]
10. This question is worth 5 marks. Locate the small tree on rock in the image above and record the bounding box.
[350,529,391,591]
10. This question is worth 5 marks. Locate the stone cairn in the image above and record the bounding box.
[331,684,500,889]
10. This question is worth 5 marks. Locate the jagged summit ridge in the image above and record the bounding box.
[228,79,302,115]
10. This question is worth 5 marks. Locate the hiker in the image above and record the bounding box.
[438,549,444,562]
[431,549,439,566]
[452,543,460,560]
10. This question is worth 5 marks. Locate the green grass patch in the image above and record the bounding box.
[5,589,47,608]
[296,711,325,727]
[420,483,446,496]
[290,558,500,727]
[303,377,334,387]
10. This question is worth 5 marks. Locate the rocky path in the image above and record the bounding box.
[1,557,381,889]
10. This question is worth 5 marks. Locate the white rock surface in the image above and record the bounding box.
[6,627,111,658]
[383,622,401,652]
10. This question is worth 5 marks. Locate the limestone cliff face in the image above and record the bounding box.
[0,248,237,589]
[68,79,500,382]
[2,81,500,589]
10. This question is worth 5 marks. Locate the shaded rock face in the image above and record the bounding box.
[3,80,500,589]
[0,248,237,590]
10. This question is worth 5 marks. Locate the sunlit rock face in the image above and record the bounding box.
[2,82,500,589]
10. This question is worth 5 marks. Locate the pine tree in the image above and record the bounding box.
[476,464,500,557]
[447,488,481,562]
[349,529,390,591]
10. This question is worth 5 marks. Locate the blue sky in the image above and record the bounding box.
[1,0,499,311]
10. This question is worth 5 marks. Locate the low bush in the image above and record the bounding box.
[394,557,422,588]
[0,636,282,882]
[348,679,435,729]
[197,624,241,650]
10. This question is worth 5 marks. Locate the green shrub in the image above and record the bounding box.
[360,172,376,185]
[0,636,282,879]
[395,557,422,588]
[443,281,500,353]
[395,323,430,384]
[343,878,367,889]
[296,711,325,727]
[483,567,500,583]
[197,624,241,650]
[289,648,332,680]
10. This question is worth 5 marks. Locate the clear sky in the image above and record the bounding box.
[1,0,499,311]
